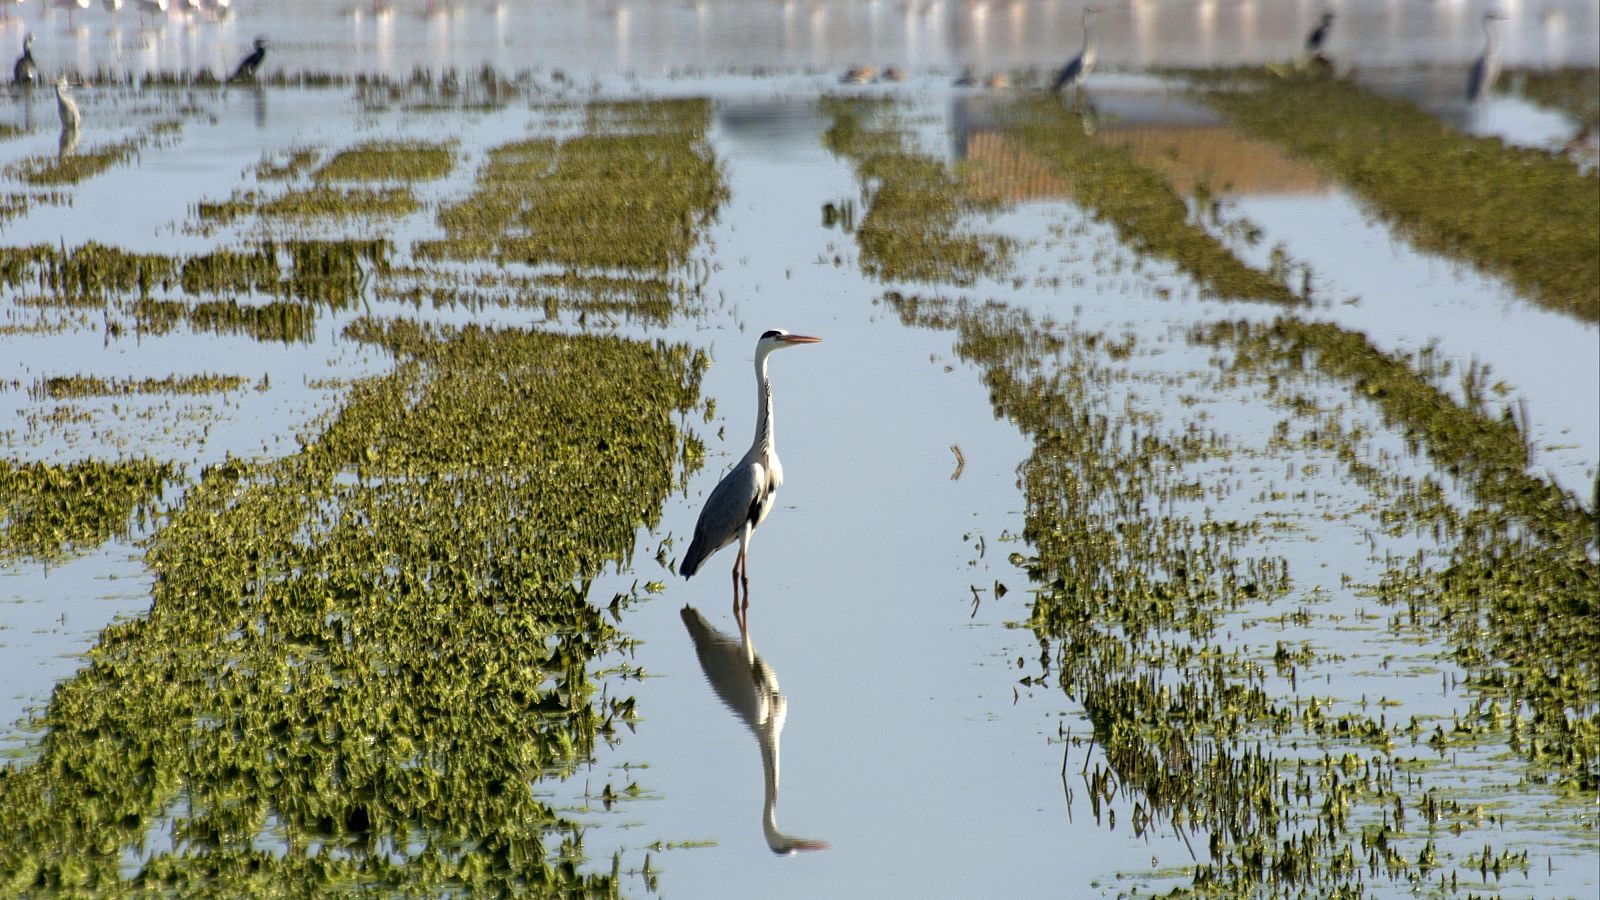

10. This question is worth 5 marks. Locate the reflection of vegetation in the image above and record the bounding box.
[33,374,248,399]
[313,140,454,183]
[1199,71,1600,322]
[0,458,176,562]
[892,292,1594,893]
[1203,318,1599,791]
[199,186,421,224]
[254,147,321,181]
[421,99,726,274]
[997,97,1301,304]
[9,137,144,186]
[820,97,1012,286]
[1499,67,1600,130]
[135,298,318,344]
[0,240,386,310]
[0,324,704,893]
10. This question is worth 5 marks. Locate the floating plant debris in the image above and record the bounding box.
[0,324,703,892]
[1195,69,1600,322]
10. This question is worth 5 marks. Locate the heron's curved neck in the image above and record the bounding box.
[1082,12,1095,51]
[753,352,775,456]
[1482,19,1497,52]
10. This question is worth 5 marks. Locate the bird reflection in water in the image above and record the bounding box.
[680,605,829,855]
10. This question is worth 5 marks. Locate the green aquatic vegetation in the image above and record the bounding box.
[135,298,318,344]
[0,457,176,562]
[994,96,1302,304]
[1197,70,1600,322]
[259,185,420,220]
[1202,318,1599,791]
[8,137,144,186]
[820,97,1013,286]
[0,324,704,892]
[32,373,248,399]
[422,99,726,274]
[313,140,454,183]
[891,292,1590,894]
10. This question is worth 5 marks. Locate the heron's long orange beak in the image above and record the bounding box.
[781,334,822,344]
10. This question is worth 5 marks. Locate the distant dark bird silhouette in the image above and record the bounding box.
[1466,13,1506,103]
[1306,13,1334,54]
[13,33,36,87]
[1051,5,1101,94]
[229,36,267,83]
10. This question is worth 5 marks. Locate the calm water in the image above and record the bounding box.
[2,1,1596,896]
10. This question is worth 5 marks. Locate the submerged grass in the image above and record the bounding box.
[894,293,1596,894]
[421,98,726,275]
[995,96,1302,304]
[0,323,704,893]
[1196,70,1600,322]
[820,97,1012,286]
[313,140,454,183]
[1201,318,1599,791]
[0,457,176,562]
[32,374,249,399]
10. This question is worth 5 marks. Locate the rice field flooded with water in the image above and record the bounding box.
[1,0,1596,896]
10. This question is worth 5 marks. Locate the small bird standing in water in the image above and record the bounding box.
[1467,13,1506,102]
[681,329,822,623]
[229,36,267,83]
[13,33,36,87]
[1051,5,1102,94]
[55,74,80,132]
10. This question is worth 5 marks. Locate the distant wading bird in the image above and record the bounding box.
[55,74,80,132]
[13,33,36,87]
[1306,12,1334,56]
[681,329,822,622]
[1466,12,1506,102]
[1051,4,1101,94]
[230,36,267,82]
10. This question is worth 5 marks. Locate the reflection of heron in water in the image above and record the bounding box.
[1466,12,1506,103]
[1051,5,1100,94]
[680,329,822,625]
[681,605,829,855]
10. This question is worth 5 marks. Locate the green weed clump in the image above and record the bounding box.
[32,374,248,399]
[422,99,726,274]
[0,458,176,562]
[0,324,704,893]
[313,140,454,183]
[820,97,1013,286]
[1198,71,1600,321]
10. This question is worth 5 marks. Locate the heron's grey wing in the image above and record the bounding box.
[1052,56,1082,92]
[1467,56,1487,101]
[681,461,765,578]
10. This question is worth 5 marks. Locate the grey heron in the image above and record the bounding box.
[1466,13,1506,103]
[13,33,36,87]
[680,329,821,621]
[55,74,80,133]
[681,606,830,855]
[1051,5,1101,93]
[230,36,267,83]
[1306,13,1334,55]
